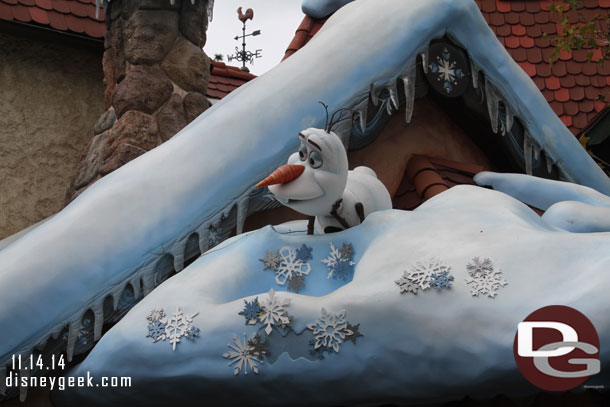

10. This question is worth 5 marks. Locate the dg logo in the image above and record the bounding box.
[513,305,601,391]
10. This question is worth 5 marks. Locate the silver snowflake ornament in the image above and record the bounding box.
[164,307,200,351]
[307,307,353,353]
[223,333,263,375]
[287,274,306,293]
[466,257,494,278]
[146,309,166,323]
[259,250,281,271]
[259,289,291,335]
[395,271,420,294]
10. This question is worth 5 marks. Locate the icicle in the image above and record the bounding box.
[236,198,249,235]
[369,83,379,106]
[170,0,175,4]
[66,322,80,362]
[505,104,514,134]
[95,0,100,19]
[420,49,429,74]
[19,359,29,401]
[0,365,6,396]
[533,142,541,160]
[358,102,368,132]
[142,273,156,296]
[388,81,399,110]
[401,62,417,124]
[198,224,210,253]
[172,242,185,273]
[131,276,142,298]
[484,78,500,133]
[191,0,195,4]
[545,151,554,173]
[93,301,104,341]
[471,60,480,89]
[207,0,215,21]
[112,286,123,309]
[523,134,533,175]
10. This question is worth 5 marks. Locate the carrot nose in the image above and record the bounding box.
[256,164,305,188]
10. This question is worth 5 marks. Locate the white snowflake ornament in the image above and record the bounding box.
[465,258,507,298]
[406,258,448,291]
[307,307,353,353]
[164,307,199,351]
[259,289,291,335]
[274,247,311,285]
[223,333,263,375]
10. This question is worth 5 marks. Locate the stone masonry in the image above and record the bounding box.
[65,0,212,203]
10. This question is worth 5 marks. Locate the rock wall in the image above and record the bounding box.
[65,0,212,203]
[0,33,104,239]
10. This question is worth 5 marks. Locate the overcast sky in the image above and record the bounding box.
[204,1,305,75]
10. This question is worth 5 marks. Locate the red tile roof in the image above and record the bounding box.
[477,0,610,135]
[207,61,257,99]
[283,1,610,135]
[0,0,106,38]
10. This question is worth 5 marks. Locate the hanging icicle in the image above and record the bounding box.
[484,78,500,134]
[470,60,480,89]
[401,61,417,124]
[388,80,400,111]
[544,151,554,173]
[358,102,368,132]
[505,103,514,135]
[420,48,429,74]
[369,83,379,107]
[523,133,533,175]
[236,197,249,235]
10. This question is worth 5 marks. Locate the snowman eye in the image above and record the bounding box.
[298,144,307,161]
[309,151,323,168]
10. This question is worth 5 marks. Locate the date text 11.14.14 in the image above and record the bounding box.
[12,353,65,371]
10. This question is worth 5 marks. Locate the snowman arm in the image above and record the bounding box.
[331,199,350,229]
[307,216,315,235]
[355,202,365,223]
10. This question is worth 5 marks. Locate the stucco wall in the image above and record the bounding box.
[0,32,104,239]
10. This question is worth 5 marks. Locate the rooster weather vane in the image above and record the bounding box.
[227,7,262,71]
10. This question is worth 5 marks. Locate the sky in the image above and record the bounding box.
[204,0,305,75]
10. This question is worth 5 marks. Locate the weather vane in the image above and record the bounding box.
[227,7,262,72]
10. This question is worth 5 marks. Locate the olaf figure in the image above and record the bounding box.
[257,105,392,234]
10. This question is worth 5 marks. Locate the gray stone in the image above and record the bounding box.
[161,36,210,93]
[112,65,173,118]
[73,132,108,190]
[183,92,209,124]
[180,0,208,47]
[124,10,179,65]
[156,93,186,142]
[104,110,159,161]
[100,143,148,176]
[94,108,116,135]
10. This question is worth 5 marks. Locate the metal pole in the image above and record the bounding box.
[242,22,246,69]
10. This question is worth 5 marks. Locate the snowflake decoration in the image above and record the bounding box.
[321,242,356,281]
[339,243,354,260]
[295,244,313,262]
[223,333,263,375]
[430,270,454,291]
[239,297,262,325]
[307,307,353,353]
[308,339,334,360]
[395,271,420,294]
[406,258,448,291]
[274,247,311,286]
[165,307,200,351]
[466,257,494,278]
[247,334,270,357]
[208,225,221,248]
[259,289,291,335]
[259,250,281,271]
[146,320,167,342]
[428,48,464,93]
[146,309,166,323]
[345,323,363,344]
[466,268,508,298]
[287,274,306,293]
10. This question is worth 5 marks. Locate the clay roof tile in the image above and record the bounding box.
[496,0,510,12]
[545,76,561,90]
[511,0,526,12]
[28,5,48,23]
[560,75,576,88]
[555,88,570,102]
[12,4,31,21]
[0,2,13,19]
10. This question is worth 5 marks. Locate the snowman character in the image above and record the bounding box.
[257,106,392,234]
